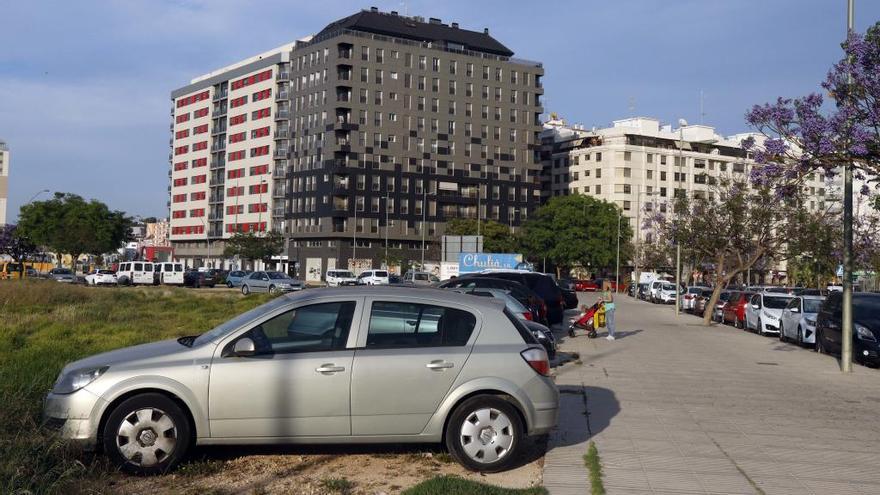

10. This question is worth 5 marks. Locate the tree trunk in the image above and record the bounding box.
[71,252,81,278]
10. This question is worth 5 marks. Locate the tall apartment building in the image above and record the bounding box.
[540,116,833,245]
[0,139,9,226]
[169,8,544,277]
[286,8,544,278]
[169,43,296,269]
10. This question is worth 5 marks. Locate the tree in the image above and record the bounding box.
[17,193,132,273]
[0,225,38,276]
[444,218,518,253]
[520,195,632,277]
[744,23,880,192]
[654,178,804,324]
[223,231,283,269]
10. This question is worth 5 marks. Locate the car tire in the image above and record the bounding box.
[227,281,233,288]
[101,392,191,475]
[445,395,524,473]
[796,326,804,347]
[241,285,250,295]
[734,316,741,329]
[779,323,786,342]
[268,285,277,295]
[757,319,764,336]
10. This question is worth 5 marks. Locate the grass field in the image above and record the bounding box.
[0,280,272,494]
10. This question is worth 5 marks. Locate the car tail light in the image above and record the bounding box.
[521,347,550,376]
[523,312,533,321]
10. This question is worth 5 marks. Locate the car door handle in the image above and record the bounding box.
[315,364,345,374]
[426,360,454,370]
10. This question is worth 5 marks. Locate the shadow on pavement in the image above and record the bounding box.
[553,385,620,445]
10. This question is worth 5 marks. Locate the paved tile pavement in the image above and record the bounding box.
[543,293,880,495]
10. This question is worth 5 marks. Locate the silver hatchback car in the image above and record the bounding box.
[44,287,558,474]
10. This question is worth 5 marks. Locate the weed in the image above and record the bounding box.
[320,476,355,494]
[177,458,226,477]
[433,452,455,464]
[403,475,547,494]
[583,441,605,495]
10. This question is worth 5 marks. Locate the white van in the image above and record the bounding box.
[356,269,389,285]
[116,261,155,285]
[325,269,358,286]
[155,262,185,285]
[403,271,440,286]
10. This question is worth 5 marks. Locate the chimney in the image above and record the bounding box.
[451,22,459,28]
[370,6,378,13]
[429,17,442,25]
[483,28,489,34]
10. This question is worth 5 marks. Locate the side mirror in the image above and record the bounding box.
[233,337,256,357]
[262,276,269,281]
[790,307,800,313]
[752,304,760,309]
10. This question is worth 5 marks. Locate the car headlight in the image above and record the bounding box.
[52,366,108,394]
[856,324,877,342]
[804,317,816,326]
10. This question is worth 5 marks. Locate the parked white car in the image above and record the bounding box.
[116,261,154,285]
[779,295,825,346]
[325,269,358,287]
[155,262,185,285]
[85,269,118,286]
[745,293,793,336]
[656,282,679,304]
[649,280,664,302]
[356,269,389,285]
[403,271,440,286]
[682,286,709,311]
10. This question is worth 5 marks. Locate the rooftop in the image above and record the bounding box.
[314,8,514,57]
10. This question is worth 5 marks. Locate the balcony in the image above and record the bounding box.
[332,198,349,212]
[211,143,226,153]
[209,176,225,186]
[276,71,290,81]
[273,207,285,217]
[275,109,290,120]
[208,212,223,221]
[209,194,225,204]
[337,70,352,81]
[210,158,225,169]
[213,106,227,117]
[338,49,352,59]
[272,188,286,198]
[212,90,228,101]
[274,128,289,139]
[211,126,227,136]
[273,166,287,178]
[273,149,289,159]
[276,90,289,101]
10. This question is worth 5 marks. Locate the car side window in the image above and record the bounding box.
[246,302,356,355]
[366,301,476,348]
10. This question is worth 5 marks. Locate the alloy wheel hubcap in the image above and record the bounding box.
[460,408,514,464]
[116,407,177,467]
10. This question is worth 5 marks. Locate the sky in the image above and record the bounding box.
[1,0,878,221]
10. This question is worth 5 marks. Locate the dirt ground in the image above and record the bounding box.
[99,439,545,495]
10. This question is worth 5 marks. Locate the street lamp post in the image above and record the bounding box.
[842,0,855,373]
[27,189,51,204]
[384,190,389,269]
[615,212,622,293]
[420,187,427,267]
[675,119,688,317]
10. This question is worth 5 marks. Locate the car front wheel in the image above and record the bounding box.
[241,285,250,295]
[445,395,524,473]
[268,285,277,294]
[226,281,233,288]
[102,392,191,475]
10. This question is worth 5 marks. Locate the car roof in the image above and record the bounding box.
[283,286,506,312]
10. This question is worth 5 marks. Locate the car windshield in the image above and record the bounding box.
[803,299,823,313]
[267,272,288,279]
[719,292,731,301]
[661,283,676,291]
[855,298,880,319]
[55,269,72,275]
[375,271,388,277]
[97,270,115,275]
[688,287,703,294]
[335,271,354,278]
[193,296,292,346]
[764,296,791,309]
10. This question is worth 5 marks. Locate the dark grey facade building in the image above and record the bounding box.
[284,8,544,274]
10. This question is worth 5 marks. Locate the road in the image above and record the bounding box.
[544,292,880,495]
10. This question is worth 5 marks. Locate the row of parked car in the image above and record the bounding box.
[637,283,880,368]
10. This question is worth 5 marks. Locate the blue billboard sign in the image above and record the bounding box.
[458,253,523,273]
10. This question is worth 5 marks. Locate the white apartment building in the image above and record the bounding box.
[169,43,298,269]
[0,139,8,226]
[540,116,833,247]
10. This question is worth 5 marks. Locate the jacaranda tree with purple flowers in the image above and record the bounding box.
[744,23,880,192]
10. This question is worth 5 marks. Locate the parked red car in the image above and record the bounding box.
[575,279,599,292]
[722,291,753,328]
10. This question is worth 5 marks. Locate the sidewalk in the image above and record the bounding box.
[543,294,880,495]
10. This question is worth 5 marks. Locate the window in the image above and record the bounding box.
[366,301,476,348]
[238,302,356,355]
